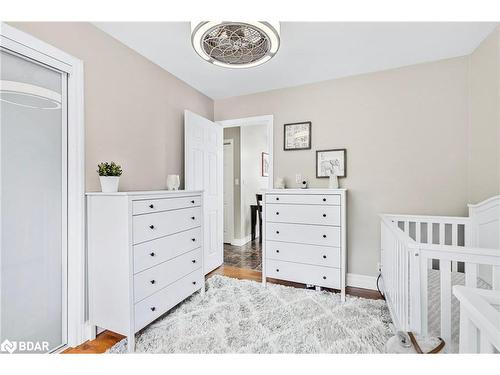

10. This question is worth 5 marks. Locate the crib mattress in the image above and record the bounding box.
[427,269,491,352]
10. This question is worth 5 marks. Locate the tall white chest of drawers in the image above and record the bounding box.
[86,190,205,352]
[262,189,347,301]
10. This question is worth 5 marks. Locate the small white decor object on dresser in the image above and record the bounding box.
[262,189,347,301]
[86,190,205,352]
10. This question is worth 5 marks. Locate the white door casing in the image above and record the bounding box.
[184,110,223,273]
[223,139,234,244]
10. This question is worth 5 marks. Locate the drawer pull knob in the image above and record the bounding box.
[191,216,195,220]
[323,276,327,280]
[192,259,196,263]
[276,230,280,234]
[323,198,326,202]
[150,280,156,284]
[323,234,327,238]
[276,250,280,253]
[192,238,196,242]
[323,255,327,259]
[149,225,155,229]
[150,252,156,257]
[149,204,154,209]
[323,214,326,217]
[276,212,279,215]
[150,307,156,312]
[276,197,279,201]
[192,281,197,285]
[191,200,195,204]
[276,269,279,272]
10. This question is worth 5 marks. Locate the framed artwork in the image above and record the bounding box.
[316,148,346,178]
[284,121,311,150]
[261,152,269,177]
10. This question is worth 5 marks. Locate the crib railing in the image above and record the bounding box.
[380,216,419,332]
[453,286,500,353]
[380,213,500,352]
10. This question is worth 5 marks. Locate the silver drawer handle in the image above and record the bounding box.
[149,225,155,230]
[149,204,154,209]
[192,259,196,263]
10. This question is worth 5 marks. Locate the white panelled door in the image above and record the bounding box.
[184,110,223,273]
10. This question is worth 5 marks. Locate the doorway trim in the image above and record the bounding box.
[0,23,87,349]
[223,139,235,245]
[217,115,273,246]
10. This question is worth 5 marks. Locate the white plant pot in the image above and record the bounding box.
[166,174,180,190]
[329,174,339,189]
[99,176,120,193]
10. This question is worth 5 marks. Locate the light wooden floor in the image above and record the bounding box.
[63,265,382,354]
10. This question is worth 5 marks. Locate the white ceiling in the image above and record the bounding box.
[94,22,497,99]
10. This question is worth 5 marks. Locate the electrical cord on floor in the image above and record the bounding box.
[376,273,385,299]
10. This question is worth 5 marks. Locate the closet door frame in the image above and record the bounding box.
[0,23,87,350]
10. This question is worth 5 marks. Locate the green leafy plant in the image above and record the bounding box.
[97,161,123,177]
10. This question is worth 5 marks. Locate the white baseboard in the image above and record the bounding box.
[231,235,253,247]
[347,273,378,291]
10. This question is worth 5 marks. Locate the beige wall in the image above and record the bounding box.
[468,26,500,203]
[215,57,470,276]
[10,22,214,191]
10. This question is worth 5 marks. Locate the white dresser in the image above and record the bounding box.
[86,190,204,352]
[262,189,347,301]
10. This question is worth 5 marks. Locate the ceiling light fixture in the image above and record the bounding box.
[191,22,280,69]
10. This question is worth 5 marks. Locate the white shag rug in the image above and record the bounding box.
[107,275,392,353]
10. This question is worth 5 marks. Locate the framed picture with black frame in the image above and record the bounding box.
[283,121,311,151]
[316,148,346,178]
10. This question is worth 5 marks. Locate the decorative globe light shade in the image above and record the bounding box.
[191,22,280,69]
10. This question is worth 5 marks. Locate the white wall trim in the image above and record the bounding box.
[347,273,378,291]
[231,235,253,247]
[0,23,89,348]
[217,115,273,242]
[223,139,235,245]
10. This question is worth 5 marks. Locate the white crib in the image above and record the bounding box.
[380,195,500,353]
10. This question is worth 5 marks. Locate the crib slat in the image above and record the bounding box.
[427,223,432,244]
[420,255,428,335]
[440,259,452,350]
[492,266,500,291]
[451,223,458,246]
[439,223,445,245]
[465,263,478,288]
[459,310,476,353]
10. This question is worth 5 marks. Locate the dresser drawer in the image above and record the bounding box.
[266,240,340,268]
[134,269,203,331]
[266,194,340,206]
[133,207,201,244]
[132,195,201,215]
[266,259,340,289]
[134,248,201,302]
[133,227,201,273]
[266,222,340,247]
[266,204,340,226]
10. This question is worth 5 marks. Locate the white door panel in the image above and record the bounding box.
[184,110,223,273]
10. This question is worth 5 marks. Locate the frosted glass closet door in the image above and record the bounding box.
[0,50,67,352]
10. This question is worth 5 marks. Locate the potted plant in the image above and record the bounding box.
[97,161,123,193]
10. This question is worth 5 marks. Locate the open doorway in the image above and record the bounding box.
[219,116,273,271]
